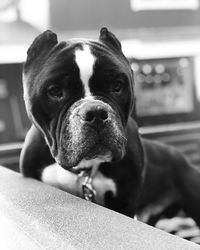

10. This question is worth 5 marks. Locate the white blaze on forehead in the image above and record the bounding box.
[75,45,95,97]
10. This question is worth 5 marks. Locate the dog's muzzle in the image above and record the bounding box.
[55,98,127,169]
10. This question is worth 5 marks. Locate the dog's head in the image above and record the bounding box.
[23,28,135,170]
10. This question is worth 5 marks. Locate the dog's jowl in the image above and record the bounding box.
[20,28,200,226]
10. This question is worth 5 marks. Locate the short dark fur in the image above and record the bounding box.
[20,28,200,226]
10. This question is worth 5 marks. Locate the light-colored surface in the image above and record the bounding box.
[122,39,200,59]
[139,121,200,135]
[0,45,27,63]
[0,166,199,250]
[1,38,200,63]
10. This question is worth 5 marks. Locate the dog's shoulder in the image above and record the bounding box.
[141,137,181,166]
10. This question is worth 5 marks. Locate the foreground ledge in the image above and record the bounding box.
[0,166,199,250]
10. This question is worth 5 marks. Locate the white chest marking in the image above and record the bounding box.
[41,163,78,195]
[93,171,117,205]
[75,45,95,97]
[41,163,117,205]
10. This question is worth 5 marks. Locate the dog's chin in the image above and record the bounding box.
[83,144,112,160]
[72,149,113,172]
[74,144,113,169]
[58,141,126,170]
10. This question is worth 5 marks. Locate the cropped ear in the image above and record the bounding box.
[99,27,122,51]
[24,30,58,70]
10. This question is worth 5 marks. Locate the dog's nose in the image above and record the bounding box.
[80,105,109,124]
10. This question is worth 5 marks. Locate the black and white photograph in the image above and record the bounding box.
[1,0,200,249]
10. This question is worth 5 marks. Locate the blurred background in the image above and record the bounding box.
[1,0,200,243]
[1,0,200,175]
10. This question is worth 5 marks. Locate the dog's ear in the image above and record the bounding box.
[24,30,58,70]
[99,27,122,52]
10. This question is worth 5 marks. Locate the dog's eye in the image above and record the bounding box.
[112,80,123,93]
[47,86,63,99]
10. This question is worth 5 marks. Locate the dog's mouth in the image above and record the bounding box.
[84,144,111,160]
[72,149,113,172]
[57,130,126,170]
[54,98,127,169]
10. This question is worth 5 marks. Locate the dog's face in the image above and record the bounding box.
[23,28,135,169]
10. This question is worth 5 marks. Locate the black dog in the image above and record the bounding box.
[20,28,200,226]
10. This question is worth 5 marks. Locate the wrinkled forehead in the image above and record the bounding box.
[51,39,130,74]
[73,41,132,93]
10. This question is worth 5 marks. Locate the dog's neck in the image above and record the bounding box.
[72,153,112,173]
[42,152,114,203]
[72,154,113,201]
